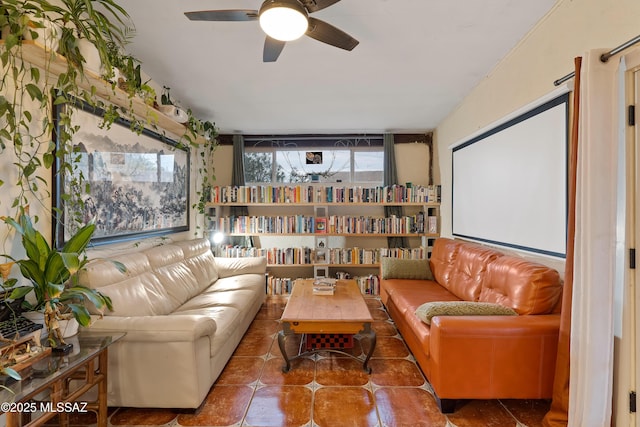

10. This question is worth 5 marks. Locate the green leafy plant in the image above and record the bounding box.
[2,210,120,344]
[0,0,134,220]
[160,87,219,221]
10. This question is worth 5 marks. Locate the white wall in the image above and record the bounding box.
[436,0,640,233]
[435,0,640,268]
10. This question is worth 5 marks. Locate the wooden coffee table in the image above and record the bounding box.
[278,278,376,373]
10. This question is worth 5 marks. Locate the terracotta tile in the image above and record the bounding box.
[244,385,312,427]
[255,300,287,320]
[216,356,264,385]
[370,358,426,387]
[370,307,390,320]
[269,333,303,358]
[371,336,409,358]
[315,357,370,386]
[234,334,274,357]
[260,356,315,386]
[500,399,551,427]
[372,320,398,337]
[246,319,280,337]
[177,385,253,426]
[110,407,176,425]
[46,411,99,426]
[375,387,448,427]
[366,298,383,310]
[313,387,378,427]
[446,399,517,427]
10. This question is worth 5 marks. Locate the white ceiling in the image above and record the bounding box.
[118,0,557,134]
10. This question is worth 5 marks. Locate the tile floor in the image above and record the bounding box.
[56,297,551,427]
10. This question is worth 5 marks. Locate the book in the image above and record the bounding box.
[316,217,327,233]
[312,278,336,295]
[312,286,334,295]
[313,278,336,286]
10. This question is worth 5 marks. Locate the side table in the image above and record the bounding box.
[0,332,125,427]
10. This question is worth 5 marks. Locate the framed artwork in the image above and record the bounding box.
[305,151,323,164]
[53,100,190,247]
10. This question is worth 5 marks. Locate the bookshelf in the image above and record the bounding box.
[207,184,440,296]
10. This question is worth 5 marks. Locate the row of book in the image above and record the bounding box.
[219,246,431,266]
[325,247,430,265]
[266,276,295,295]
[264,275,381,296]
[356,275,380,295]
[221,246,314,265]
[211,184,441,204]
[214,214,437,235]
[326,214,434,235]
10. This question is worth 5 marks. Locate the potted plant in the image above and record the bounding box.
[0,0,134,221]
[2,210,118,348]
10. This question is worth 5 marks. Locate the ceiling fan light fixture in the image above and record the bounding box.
[259,0,308,41]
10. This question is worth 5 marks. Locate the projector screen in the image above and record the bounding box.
[452,93,568,258]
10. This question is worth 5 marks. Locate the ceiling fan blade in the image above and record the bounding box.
[184,10,259,21]
[305,17,358,51]
[264,36,286,62]
[301,0,342,13]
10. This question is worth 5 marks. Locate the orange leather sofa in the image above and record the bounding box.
[380,238,562,412]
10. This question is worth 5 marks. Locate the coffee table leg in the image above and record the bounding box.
[278,326,291,373]
[361,323,376,374]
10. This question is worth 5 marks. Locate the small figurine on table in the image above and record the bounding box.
[44,303,73,354]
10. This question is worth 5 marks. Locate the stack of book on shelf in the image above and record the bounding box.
[312,278,337,295]
[356,275,380,295]
[266,276,294,295]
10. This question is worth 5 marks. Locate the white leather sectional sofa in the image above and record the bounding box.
[78,238,267,409]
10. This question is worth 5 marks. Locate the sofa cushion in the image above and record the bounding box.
[479,255,562,315]
[145,245,201,312]
[380,258,434,280]
[169,306,241,358]
[172,238,219,292]
[436,239,504,302]
[79,252,175,316]
[206,274,266,294]
[385,279,460,316]
[429,238,462,287]
[214,257,267,279]
[174,288,260,313]
[415,301,517,325]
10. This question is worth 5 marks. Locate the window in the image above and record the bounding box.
[244,135,384,185]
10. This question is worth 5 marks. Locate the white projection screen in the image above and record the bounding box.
[452,93,568,258]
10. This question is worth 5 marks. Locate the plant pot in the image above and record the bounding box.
[102,66,121,85]
[21,311,78,339]
[21,310,48,339]
[57,318,79,338]
[23,18,62,52]
[158,104,188,123]
[77,37,101,74]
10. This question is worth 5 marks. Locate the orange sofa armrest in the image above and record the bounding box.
[430,314,560,360]
[428,314,560,399]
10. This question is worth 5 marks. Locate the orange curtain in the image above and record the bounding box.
[543,56,582,427]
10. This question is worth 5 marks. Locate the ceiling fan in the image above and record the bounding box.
[184,0,359,62]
